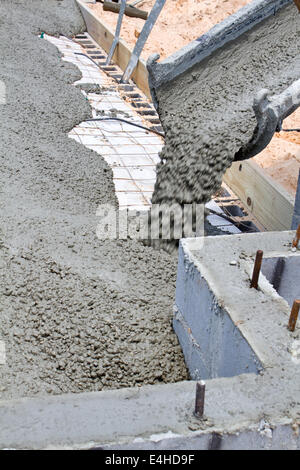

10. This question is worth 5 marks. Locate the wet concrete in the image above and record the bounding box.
[0,0,188,399]
[152,3,300,206]
[2,231,300,450]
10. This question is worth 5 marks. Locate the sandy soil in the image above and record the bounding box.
[90,0,251,61]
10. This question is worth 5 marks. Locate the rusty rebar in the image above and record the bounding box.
[288,300,300,332]
[294,1,300,13]
[250,250,264,289]
[292,224,300,249]
[194,380,205,419]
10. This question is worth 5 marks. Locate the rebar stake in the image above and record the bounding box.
[288,300,300,332]
[292,224,300,249]
[250,250,264,289]
[294,1,300,14]
[194,380,205,419]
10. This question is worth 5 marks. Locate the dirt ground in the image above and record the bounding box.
[90,0,251,61]
[90,0,299,197]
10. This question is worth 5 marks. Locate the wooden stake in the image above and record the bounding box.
[250,250,263,289]
[288,300,300,332]
[194,381,205,419]
[103,1,148,20]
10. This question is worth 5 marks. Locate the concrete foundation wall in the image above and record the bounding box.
[174,244,262,380]
[1,232,300,449]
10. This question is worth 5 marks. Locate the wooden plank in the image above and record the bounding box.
[76,0,151,99]
[224,160,295,231]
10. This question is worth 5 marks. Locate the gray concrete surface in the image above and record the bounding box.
[174,246,263,379]
[173,233,300,383]
[148,2,300,208]
[1,0,300,450]
[1,231,300,449]
[0,380,299,450]
[261,254,300,307]
[0,0,188,400]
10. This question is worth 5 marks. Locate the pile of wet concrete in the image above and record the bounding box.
[0,0,188,400]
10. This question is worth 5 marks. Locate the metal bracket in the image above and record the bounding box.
[234,79,300,161]
[121,0,166,83]
[105,0,127,66]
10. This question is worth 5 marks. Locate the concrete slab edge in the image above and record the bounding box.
[0,383,299,449]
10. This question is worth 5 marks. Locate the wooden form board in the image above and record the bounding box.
[224,160,295,231]
[76,0,151,99]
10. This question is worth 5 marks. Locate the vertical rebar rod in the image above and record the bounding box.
[292,224,300,249]
[288,300,300,332]
[194,380,205,419]
[294,1,300,13]
[250,250,264,289]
